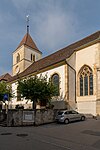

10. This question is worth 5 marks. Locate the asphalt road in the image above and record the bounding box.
[0,118,100,150]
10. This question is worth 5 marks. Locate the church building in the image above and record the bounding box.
[6,29,100,116]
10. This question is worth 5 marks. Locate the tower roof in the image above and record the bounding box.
[17,33,42,54]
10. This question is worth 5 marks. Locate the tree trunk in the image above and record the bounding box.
[32,98,36,109]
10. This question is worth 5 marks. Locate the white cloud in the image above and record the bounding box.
[38,13,76,50]
[30,2,79,54]
[10,0,79,55]
[0,12,15,24]
[11,0,32,10]
[0,0,99,75]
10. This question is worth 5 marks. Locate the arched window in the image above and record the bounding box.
[51,73,59,96]
[79,65,93,96]
[16,53,20,63]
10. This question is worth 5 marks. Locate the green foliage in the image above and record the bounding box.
[0,81,11,102]
[18,75,57,108]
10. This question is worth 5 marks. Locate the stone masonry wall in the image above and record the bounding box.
[7,109,59,126]
[0,110,6,122]
[35,109,57,125]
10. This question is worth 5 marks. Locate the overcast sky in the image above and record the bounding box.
[0,0,100,75]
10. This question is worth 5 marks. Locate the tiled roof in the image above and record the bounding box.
[0,73,12,82]
[9,31,100,82]
[16,33,42,54]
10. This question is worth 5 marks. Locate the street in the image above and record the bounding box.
[0,118,100,150]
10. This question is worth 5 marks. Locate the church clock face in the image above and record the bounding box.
[15,65,20,74]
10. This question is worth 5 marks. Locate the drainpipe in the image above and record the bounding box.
[65,60,76,103]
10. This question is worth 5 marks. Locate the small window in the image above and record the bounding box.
[31,54,32,61]
[16,53,20,63]
[31,54,35,62]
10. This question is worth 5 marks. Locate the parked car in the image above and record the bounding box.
[55,110,86,124]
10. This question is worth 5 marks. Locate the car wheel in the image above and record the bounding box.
[81,116,85,121]
[64,119,69,124]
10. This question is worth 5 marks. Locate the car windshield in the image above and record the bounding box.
[58,111,64,115]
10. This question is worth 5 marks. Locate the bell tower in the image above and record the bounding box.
[12,16,42,76]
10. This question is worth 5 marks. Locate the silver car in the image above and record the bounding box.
[55,110,86,124]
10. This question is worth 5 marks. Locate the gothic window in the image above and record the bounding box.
[31,54,35,62]
[51,73,59,96]
[16,53,20,63]
[79,65,93,96]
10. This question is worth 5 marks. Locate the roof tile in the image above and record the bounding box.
[0,73,12,82]
[17,33,42,54]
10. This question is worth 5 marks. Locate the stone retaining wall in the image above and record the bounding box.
[7,109,58,126]
[35,109,57,125]
[0,110,6,122]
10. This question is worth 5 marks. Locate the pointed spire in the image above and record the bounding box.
[15,15,42,54]
[16,33,42,54]
[26,15,29,34]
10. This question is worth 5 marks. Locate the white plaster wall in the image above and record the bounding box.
[76,44,98,74]
[40,65,66,100]
[76,43,99,115]
[11,82,17,108]
[67,53,76,70]
[24,47,42,72]
[25,47,42,62]
[13,46,25,75]
[69,68,75,105]
[13,46,42,76]
[11,65,66,108]
[13,46,25,65]
[67,53,76,109]
[77,96,96,115]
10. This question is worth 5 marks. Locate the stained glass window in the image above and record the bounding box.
[80,76,83,96]
[89,73,93,95]
[51,74,59,96]
[79,65,93,96]
[84,75,88,95]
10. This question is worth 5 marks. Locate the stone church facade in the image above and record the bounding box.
[7,30,100,116]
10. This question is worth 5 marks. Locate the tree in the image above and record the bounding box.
[17,75,57,109]
[0,81,11,102]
